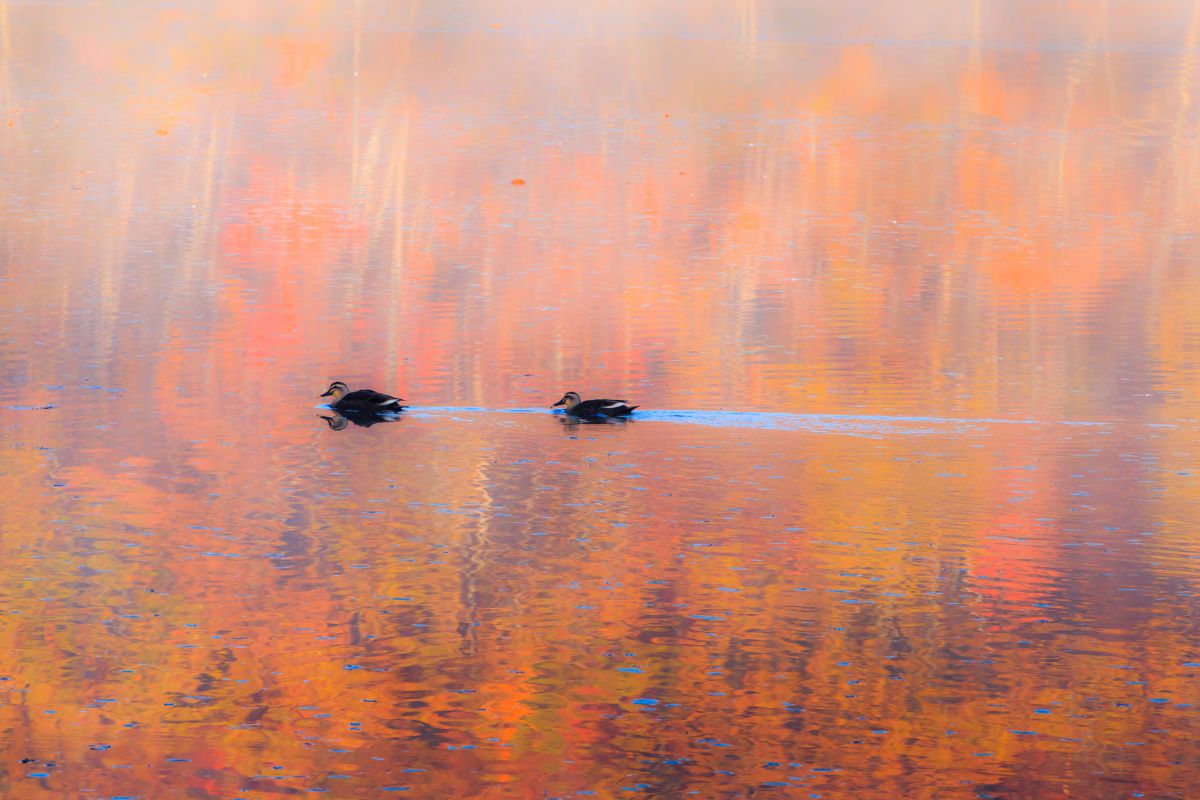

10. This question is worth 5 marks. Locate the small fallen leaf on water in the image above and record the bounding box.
[511,178,525,186]
[156,129,169,136]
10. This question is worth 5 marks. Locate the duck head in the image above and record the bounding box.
[552,391,581,411]
[321,381,349,400]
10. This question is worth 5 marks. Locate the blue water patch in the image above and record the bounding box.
[404,406,1112,437]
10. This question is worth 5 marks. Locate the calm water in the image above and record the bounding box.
[3,1,1200,798]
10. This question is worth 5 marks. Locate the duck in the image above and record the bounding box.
[320,381,406,413]
[552,391,638,417]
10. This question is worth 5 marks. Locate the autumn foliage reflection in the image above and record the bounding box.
[2,1,1200,798]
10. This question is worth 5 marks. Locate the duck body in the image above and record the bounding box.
[552,391,638,418]
[321,381,406,413]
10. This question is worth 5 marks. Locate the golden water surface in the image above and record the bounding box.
[2,1,1200,797]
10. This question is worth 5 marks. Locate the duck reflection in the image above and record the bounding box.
[555,413,634,430]
[320,411,404,430]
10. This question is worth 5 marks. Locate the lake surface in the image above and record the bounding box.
[3,1,1200,797]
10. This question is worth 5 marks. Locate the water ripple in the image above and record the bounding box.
[402,407,1114,437]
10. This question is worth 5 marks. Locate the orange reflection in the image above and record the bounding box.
[2,1,1200,798]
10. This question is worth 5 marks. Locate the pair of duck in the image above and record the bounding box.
[320,382,638,418]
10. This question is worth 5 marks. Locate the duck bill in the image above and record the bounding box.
[320,389,334,397]
[551,397,567,408]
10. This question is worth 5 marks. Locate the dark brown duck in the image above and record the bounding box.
[552,391,638,417]
[320,381,406,413]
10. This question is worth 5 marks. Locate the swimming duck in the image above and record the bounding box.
[320,381,406,413]
[552,391,638,417]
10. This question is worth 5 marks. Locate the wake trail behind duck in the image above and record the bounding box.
[404,407,1116,437]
